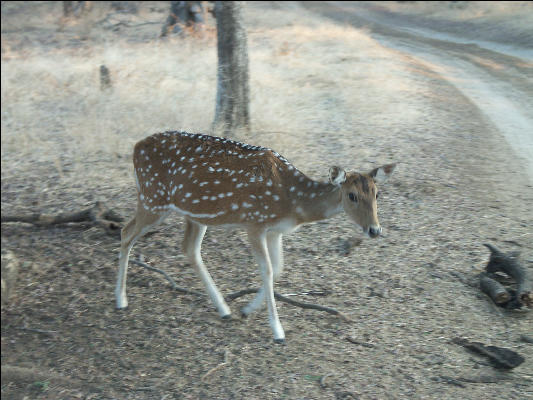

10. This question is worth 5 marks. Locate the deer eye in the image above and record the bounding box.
[348,193,357,202]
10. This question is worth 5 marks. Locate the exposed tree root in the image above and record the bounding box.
[483,243,532,307]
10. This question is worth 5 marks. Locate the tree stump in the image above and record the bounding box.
[484,243,532,307]
[100,65,111,90]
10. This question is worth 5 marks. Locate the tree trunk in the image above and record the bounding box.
[63,1,74,16]
[212,1,250,137]
[63,1,89,17]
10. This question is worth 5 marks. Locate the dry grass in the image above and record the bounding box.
[1,1,422,200]
[1,0,420,178]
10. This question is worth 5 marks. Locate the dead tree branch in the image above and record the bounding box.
[484,243,532,307]
[226,288,351,321]
[479,273,511,305]
[129,259,204,297]
[1,202,123,237]
[225,288,257,301]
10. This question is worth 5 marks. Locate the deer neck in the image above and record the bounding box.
[287,175,342,225]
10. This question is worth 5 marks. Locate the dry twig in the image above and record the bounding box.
[226,288,351,321]
[201,349,229,382]
[129,259,204,297]
[345,336,375,348]
[320,373,334,389]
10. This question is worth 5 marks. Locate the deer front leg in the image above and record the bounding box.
[115,206,169,309]
[183,219,231,318]
[241,232,283,317]
[247,229,285,343]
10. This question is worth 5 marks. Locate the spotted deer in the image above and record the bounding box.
[116,131,395,343]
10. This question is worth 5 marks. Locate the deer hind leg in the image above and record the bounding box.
[241,232,283,317]
[183,219,231,319]
[247,229,285,343]
[115,203,168,309]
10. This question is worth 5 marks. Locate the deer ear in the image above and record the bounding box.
[329,166,346,186]
[369,163,396,183]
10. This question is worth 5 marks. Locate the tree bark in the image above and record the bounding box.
[484,243,532,307]
[479,273,511,304]
[212,1,250,137]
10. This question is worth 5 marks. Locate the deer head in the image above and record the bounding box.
[330,164,396,238]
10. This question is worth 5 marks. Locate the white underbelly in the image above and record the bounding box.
[269,218,300,234]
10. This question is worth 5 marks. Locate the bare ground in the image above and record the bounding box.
[1,2,533,399]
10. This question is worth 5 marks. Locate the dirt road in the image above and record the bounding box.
[305,1,533,181]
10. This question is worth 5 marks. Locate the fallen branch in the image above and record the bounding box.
[225,288,257,301]
[479,273,511,305]
[129,259,204,297]
[226,288,351,321]
[284,290,331,297]
[1,202,123,237]
[275,292,351,321]
[452,337,525,370]
[484,244,532,307]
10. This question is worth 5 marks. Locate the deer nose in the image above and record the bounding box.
[368,226,382,238]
